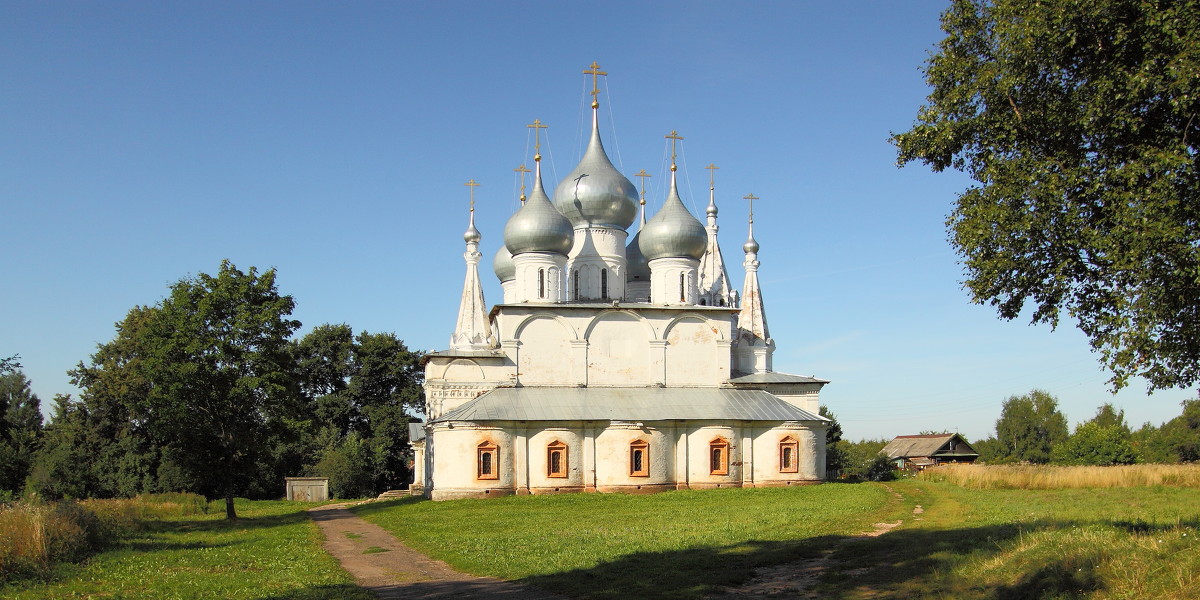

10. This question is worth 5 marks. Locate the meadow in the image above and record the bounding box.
[2,465,1197,599]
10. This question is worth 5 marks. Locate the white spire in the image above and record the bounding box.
[698,164,733,307]
[451,181,494,351]
[734,193,773,373]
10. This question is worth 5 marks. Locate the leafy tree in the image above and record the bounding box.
[29,395,96,499]
[1158,398,1200,462]
[1051,422,1137,465]
[971,435,1003,463]
[838,438,894,481]
[994,390,1069,463]
[819,405,845,478]
[135,261,300,519]
[893,0,1200,392]
[1087,403,1131,434]
[0,370,43,493]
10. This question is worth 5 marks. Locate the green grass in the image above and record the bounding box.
[2,499,374,600]
[352,484,902,598]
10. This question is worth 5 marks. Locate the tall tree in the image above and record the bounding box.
[136,261,300,518]
[994,389,1069,463]
[893,0,1200,391]
[0,370,43,493]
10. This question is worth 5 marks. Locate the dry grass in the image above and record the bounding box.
[0,493,209,581]
[918,463,1200,489]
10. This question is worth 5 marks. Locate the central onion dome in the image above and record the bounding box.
[638,175,707,261]
[552,112,639,229]
[493,246,515,282]
[504,165,574,256]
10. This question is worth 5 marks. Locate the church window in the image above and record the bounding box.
[601,269,609,299]
[709,437,729,475]
[477,441,499,480]
[679,274,686,301]
[547,440,568,478]
[538,269,546,299]
[630,439,649,477]
[700,298,707,306]
[779,436,799,473]
[573,270,579,300]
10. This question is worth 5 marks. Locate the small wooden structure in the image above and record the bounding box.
[882,434,979,470]
[285,477,329,501]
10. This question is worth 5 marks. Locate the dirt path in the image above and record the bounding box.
[711,484,921,598]
[308,503,562,600]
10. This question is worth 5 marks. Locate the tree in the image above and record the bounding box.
[136,261,300,518]
[819,405,846,478]
[1052,422,1137,465]
[0,370,43,493]
[994,390,1069,463]
[893,0,1200,392]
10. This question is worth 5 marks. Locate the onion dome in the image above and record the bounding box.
[503,163,574,256]
[464,219,481,244]
[638,174,707,261]
[625,231,651,282]
[552,110,638,229]
[743,232,760,254]
[493,246,515,282]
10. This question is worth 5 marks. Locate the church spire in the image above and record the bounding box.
[451,180,494,351]
[698,163,733,307]
[734,193,774,373]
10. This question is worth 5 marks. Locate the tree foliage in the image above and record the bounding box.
[893,0,1200,391]
[1052,422,1137,465]
[994,390,1069,463]
[819,405,845,477]
[0,370,43,493]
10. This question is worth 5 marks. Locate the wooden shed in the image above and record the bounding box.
[882,434,979,470]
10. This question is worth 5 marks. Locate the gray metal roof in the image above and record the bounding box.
[408,423,426,442]
[729,371,830,385]
[434,387,827,423]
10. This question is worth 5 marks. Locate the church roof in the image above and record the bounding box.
[434,387,827,423]
[728,372,830,385]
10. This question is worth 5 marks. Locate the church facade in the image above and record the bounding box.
[410,67,829,500]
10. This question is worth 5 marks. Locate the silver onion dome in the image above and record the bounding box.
[625,230,651,282]
[639,179,707,261]
[743,233,760,254]
[464,221,481,244]
[503,171,574,256]
[493,245,515,282]
[552,113,638,229]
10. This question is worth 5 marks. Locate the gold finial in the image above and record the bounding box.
[706,164,719,189]
[527,119,548,162]
[514,164,531,203]
[583,61,607,109]
[465,179,480,212]
[634,169,652,206]
[665,130,684,172]
[743,193,759,222]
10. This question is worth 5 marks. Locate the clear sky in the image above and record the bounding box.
[2,1,1190,441]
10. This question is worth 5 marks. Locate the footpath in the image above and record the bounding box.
[308,503,562,600]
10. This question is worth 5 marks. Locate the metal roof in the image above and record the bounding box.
[729,372,830,385]
[434,387,827,423]
[408,423,426,442]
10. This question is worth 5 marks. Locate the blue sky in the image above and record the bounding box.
[2,1,1189,441]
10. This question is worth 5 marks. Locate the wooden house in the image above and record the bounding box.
[882,434,979,470]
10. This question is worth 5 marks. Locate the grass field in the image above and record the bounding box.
[1,499,373,600]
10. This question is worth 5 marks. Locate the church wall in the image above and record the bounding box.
[427,424,516,501]
[749,424,826,486]
[664,317,722,386]
[684,424,743,489]
[511,315,580,385]
[594,422,675,493]
[584,312,651,385]
[423,357,515,419]
[525,426,586,494]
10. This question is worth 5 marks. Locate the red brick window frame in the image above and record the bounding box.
[630,439,649,477]
[779,436,799,473]
[477,441,499,480]
[547,440,568,478]
[709,437,729,475]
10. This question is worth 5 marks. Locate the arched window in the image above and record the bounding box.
[630,439,649,477]
[700,298,707,306]
[547,440,568,478]
[679,273,686,302]
[709,437,729,475]
[779,436,799,473]
[538,268,546,299]
[573,270,579,300]
[478,441,499,480]
[601,269,609,299]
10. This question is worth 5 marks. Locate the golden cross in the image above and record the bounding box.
[465,179,480,212]
[634,169,652,204]
[514,164,531,201]
[743,193,759,222]
[665,130,684,171]
[706,163,719,189]
[527,119,548,161]
[583,61,607,107]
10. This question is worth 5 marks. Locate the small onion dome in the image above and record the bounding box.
[503,171,574,256]
[743,233,760,254]
[464,221,481,244]
[552,113,638,229]
[625,231,651,282]
[493,246,515,282]
[706,195,718,218]
[638,180,707,261]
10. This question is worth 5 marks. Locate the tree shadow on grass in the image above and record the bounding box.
[506,521,1116,599]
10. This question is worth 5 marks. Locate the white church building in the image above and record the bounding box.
[410,66,830,500]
